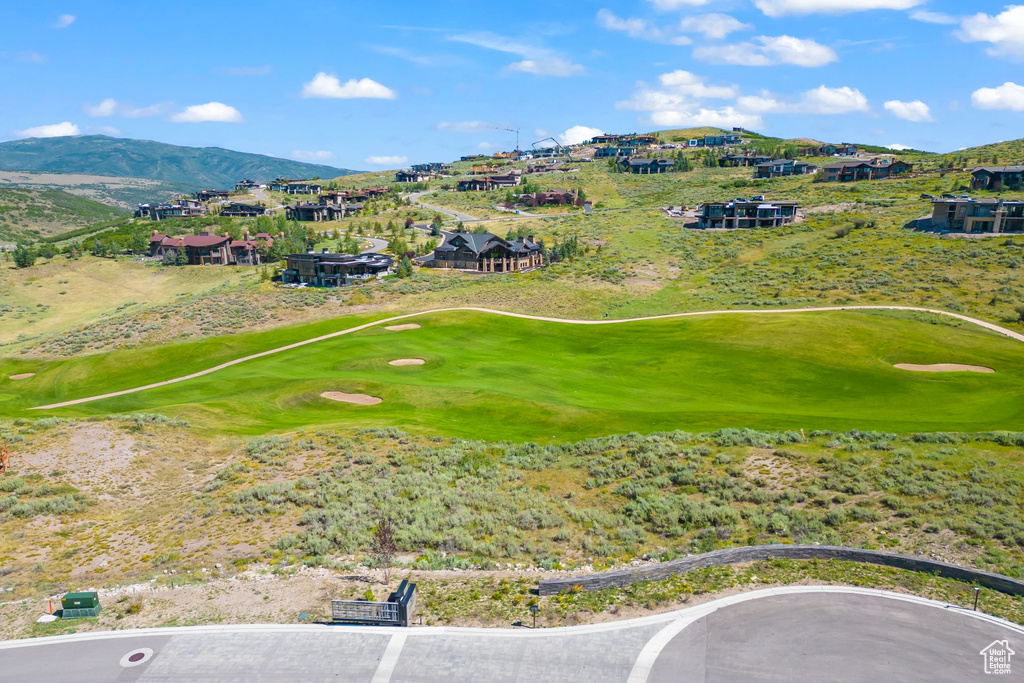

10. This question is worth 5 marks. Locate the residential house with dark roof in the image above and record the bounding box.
[595,147,634,159]
[148,230,258,265]
[821,158,912,182]
[719,154,772,168]
[456,173,522,191]
[281,250,393,287]
[235,179,260,191]
[431,232,543,272]
[819,144,858,157]
[411,162,451,173]
[970,166,1024,191]
[135,200,206,221]
[193,189,232,202]
[753,159,818,179]
[926,197,1024,233]
[220,203,267,217]
[395,170,431,183]
[519,189,578,207]
[624,158,675,174]
[698,200,800,229]
[285,202,361,221]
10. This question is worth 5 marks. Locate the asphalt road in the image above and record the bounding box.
[1,587,1019,682]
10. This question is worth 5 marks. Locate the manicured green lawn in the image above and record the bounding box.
[4,310,1024,440]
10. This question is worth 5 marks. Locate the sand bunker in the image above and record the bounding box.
[8,373,35,380]
[388,359,425,366]
[320,391,383,405]
[385,324,421,331]
[895,363,994,374]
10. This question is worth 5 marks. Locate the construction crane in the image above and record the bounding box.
[487,125,520,152]
[532,138,565,157]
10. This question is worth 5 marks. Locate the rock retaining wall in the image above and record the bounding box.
[537,545,1024,596]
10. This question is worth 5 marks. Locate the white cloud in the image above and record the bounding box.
[678,14,751,39]
[506,57,584,77]
[888,143,912,151]
[84,98,118,117]
[291,150,336,162]
[301,73,397,99]
[972,82,1024,111]
[596,9,692,45]
[910,10,958,25]
[448,31,584,77]
[658,70,738,98]
[694,35,837,67]
[15,122,80,138]
[883,99,933,122]
[55,14,75,28]
[754,0,922,17]
[647,0,710,8]
[124,103,166,118]
[957,6,1024,59]
[738,85,869,114]
[650,107,763,129]
[618,71,760,129]
[559,125,604,145]
[16,51,45,64]
[475,141,497,150]
[170,102,243,123]
[364,155,408,166]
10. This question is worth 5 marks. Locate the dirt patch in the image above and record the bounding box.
[320,391,383,405]
[804,202,861,214]
[385,324,421,331]
[895,363,994,374]
[8,374,35,380]
[388,359,425,366]
[23,423,146,491]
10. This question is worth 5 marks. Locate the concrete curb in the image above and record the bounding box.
[538,544,1024,596]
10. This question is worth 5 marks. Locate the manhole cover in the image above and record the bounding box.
[120,648,154,668]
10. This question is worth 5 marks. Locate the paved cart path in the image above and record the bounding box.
[25,304,1024,411]
[1,587,1019,682]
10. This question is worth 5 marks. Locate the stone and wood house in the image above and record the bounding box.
[281,250,393,287]
[431,232,542,272]
[970,166,1024,191]
[697,200,799,229]
[753,159,818,179]
[925,197,1024,233]
[148,230,277,265]
[820,159,912,182]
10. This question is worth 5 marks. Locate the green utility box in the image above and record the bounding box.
[60,592,101,619]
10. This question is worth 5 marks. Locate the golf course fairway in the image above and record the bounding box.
[3,308,1024,440]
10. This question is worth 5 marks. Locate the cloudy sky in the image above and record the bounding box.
[2,1,1023,168]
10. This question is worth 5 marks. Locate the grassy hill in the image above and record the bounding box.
[0,135,360,192]
[0,187,127,243]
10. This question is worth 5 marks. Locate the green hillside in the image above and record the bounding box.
[0,135,360,190]
[0,187,127,242]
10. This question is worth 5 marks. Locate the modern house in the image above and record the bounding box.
[460,154,486,161]
[235,179,260,191]
[925,197,1024,233]
[624,158,675,174]
[519,189,578,207]
[411,162,451,173]
[431,232,543,272]
[455,173,522,191]
[595,147,634,159]
[193,189,232,202]
[719,154,772,168]
[148,230,275,265]
[970,166,1024,191]
[753,159,818,179]
[820,158,912,182]
[285,203,361,221]
[395,170,431,183]
[819,144,858,157]
[697,200,799,229]
[269,178,323,194]
[135,200,206,221]
[281,250,393,287]
[220,203,267,217]
[687,134,742,148]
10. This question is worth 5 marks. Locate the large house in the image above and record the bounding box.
[753,159,818,179]
[285,203,361,221]
[594,147,634,159]
[431,232,543,272]
[925,197,1024,233]
[148,230,277,265]
[519,189,578,207]
[193,189,231,202]
[687,133,742,148]
[412,162,451,173]
[624,158,674,174]
[269,178,323,194]
[719,154,772,168]
[220,203,267,217]
[820,158,912,182]
[281,250,393,287]
[970,166,1024,191]
[819,144,858,157]
[395,170,431,183]
[697,200,799,229]
[235,179,260,191]
[135,200,205,221]
[456,173,522,191]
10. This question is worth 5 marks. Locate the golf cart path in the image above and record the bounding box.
[27,305,1024,411]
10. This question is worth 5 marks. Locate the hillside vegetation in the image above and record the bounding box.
[0,187,126,242]
[0,135,360,190]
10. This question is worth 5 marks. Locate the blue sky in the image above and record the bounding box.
[2,1,1024,169]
